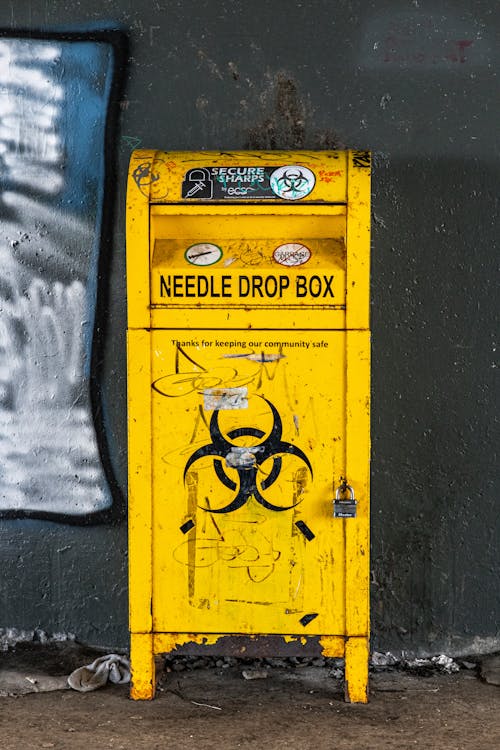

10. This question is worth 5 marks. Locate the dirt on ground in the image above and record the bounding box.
[0,648,499,750]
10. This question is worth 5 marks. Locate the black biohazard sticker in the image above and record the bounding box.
[184,397,313,514]
[181,166,316,201]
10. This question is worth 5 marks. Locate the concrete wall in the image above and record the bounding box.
[0,0,497,655]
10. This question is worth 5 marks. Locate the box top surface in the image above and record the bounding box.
[127,150,358,204]
[126,150,371,330]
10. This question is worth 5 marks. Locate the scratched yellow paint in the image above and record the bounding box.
[127,150,370,702]
[151,328,346,635]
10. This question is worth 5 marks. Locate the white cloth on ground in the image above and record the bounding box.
[67,654,130,692]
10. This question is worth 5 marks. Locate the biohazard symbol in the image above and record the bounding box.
[275,169,310,196]
[184,398,312,514]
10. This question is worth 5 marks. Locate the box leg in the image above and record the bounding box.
[344,637,369,703]
[130,632,155,700]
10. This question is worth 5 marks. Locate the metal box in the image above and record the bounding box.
[127,150,371,701]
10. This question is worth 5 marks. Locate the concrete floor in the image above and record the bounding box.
[0,643,499,749]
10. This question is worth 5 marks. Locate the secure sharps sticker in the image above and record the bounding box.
[181,166,316,200]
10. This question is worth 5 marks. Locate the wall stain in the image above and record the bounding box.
[244,72,343,151]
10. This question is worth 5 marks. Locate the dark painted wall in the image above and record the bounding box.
[0,0,497,655]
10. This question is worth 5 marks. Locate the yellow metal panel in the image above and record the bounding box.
[127,150,159,329]
[346,150,371,330]
[150,202,346,232]
[150,307,347,331]
[151,329,346,636]
[151,201,346,216]
[345,331,370,636]
[152,237,345,308]
[149,204,347,328]
[127,330,153,633]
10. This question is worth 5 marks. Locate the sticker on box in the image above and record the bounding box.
[203,387,248,411]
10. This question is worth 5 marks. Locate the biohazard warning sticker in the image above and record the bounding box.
[181,165,316,201]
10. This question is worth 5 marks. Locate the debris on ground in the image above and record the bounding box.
[460,660,478,670]
[0,641,126,696]
[68,654,130,692]
[160,651,464,678]
[400,654,460,675]
[241,668,268,680]
[161,654,345,676]
[0,640,496,701]
[431,654,460,673]
[480,655,500,686]
[371,651,398,668]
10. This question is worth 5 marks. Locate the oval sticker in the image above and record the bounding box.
[273,243,311,267]
[185,243,223,266]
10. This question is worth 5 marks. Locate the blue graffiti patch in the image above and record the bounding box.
[0,34,119,520]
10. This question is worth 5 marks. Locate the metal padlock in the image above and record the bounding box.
[333,484,357,518]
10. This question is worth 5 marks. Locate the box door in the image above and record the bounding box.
[151,329,349,636]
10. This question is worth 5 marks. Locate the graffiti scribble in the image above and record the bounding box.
[174,526,281,582]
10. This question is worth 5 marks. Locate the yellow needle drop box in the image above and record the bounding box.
[127,150,371,701]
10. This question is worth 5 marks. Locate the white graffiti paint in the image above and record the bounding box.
[0,38,113,516]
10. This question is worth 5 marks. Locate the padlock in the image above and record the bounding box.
[182,167,214,199]
[333,484,357,518]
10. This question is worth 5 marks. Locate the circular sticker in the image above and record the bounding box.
[273,243,312,267]
[185,243,223,266]
[270,165,316,200]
